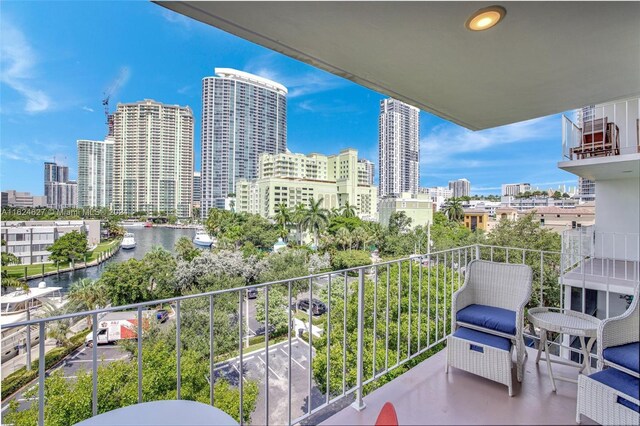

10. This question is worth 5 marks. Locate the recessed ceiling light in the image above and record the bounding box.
[466,6,507,31]
[622,170,632,173]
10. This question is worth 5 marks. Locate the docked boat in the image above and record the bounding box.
[144,222,153,228]
[193,230,214,247]
[1,283,64,362]
[121,232,136,249]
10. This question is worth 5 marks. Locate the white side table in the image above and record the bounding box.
[527,307,601,392]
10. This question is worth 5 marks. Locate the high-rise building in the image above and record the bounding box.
[358,159,375,186]
[44,161,76,208]
[201,68,287,217]
[77,138,114,208]
[193,171,201,208]
[448,178,471,198]
[112,100,194,217]
[578,177,596,202]
[378,98,420,198]
[236,148,377,220]
[501,182,531,196]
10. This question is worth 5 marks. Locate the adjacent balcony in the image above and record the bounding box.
[559,99,640,180]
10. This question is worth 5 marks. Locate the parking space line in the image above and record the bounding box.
[231,363,247,383]
[281,348,306,370]
[257,355,283,380]
[70,347,87,359]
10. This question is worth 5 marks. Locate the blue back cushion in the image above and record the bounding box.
[456,304,517,336]
[603,342,640,374]
[589,369,640,413]
[453,327,512,352]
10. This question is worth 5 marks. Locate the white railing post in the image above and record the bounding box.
[475,245,480,260]
[351,268,366,411]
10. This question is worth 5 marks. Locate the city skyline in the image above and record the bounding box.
[0,1,578,197]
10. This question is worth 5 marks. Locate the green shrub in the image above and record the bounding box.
[1,329,89,399]
[330,250,372,271]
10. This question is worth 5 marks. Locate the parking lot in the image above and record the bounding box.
[214,338,325,425]
[1,344,129,414]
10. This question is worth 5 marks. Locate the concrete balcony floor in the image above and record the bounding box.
[321,347,597,425]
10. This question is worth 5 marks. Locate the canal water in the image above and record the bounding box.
[29,227,197,292]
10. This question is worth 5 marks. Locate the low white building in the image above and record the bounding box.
[379,192,433,229]
[1,220,101,264]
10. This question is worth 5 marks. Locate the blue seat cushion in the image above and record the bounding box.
[603,342,640,374]
[456,304,517,336]
[589,369,640,413]
[453,327,512,352]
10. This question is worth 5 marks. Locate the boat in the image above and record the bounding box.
[1,282,64,362]
[193,230,214,247]
[121,232,136,249]
[144,222,153,228]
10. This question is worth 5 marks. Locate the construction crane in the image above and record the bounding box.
[102,67,129,135]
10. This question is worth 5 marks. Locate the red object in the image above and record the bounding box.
[375,402,399,426]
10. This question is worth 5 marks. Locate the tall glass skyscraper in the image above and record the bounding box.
[378,98,420,198]
[112,100,194,217]
[201,68,287,216]
[77,138,114,208]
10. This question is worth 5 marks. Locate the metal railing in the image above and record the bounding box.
[562,98,640,161]
[1,244,632,425]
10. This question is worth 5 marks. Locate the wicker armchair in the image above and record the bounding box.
[576,284,639,425]
[598,284,640,377]
[451,260,533,382]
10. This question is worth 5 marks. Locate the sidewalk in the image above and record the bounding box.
[1,320,87,380]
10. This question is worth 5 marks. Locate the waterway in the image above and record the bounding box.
[28,227,198,292]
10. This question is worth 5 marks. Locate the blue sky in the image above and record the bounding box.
[0,1,578,196]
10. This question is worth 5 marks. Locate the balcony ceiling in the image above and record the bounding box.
[156,1,640,130]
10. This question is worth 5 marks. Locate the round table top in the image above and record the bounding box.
[74,400,239,426]
[527,307,600,337]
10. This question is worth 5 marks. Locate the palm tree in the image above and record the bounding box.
[335,227,352,250]
[351,226,369,250]
[443,198,464,222]
[292,203,307,245]
[301,198,329,249]
[329,207,341,218]
[273,203,291,240]
[68,278,108,326]
[341,202,356,218]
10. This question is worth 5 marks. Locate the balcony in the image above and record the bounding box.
[2,244,634,426]
[559,99,640,180]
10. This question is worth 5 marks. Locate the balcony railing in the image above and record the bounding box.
[1,244,630,425]
[562,98,640,161]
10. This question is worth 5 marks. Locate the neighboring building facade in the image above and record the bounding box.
[1,220,101,264]
[501,182,531,196]
[577,177,596,202]
[201,68,287,216]
[112,100,194,217]
[501,195,580,210]
[532,206,595,232]
[193,171,201,209]
[1,190,47,208]
[448,178,471,198]
[44,161,77,208]
[358,159,375,186]
[379,192,433,229]
[419,186,453,211]
[463,209,489,232]
[236,148,377,220]
[77,138,114,208]
[378,98,419,198]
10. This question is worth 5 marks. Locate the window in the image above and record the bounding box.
[540,219,545,225]
[572,221,577,229]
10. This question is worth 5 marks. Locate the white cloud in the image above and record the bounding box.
[420,115,559,169]
[82,106,95,113]
[160,9,193,29]
[0,143,56,164]
[104,66,131,98]
[0,18,51,113]
[245,54,347,99]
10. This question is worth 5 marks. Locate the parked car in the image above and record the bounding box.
[247,288,258,299]
[156,309,169,323]
[297,298,327,316]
